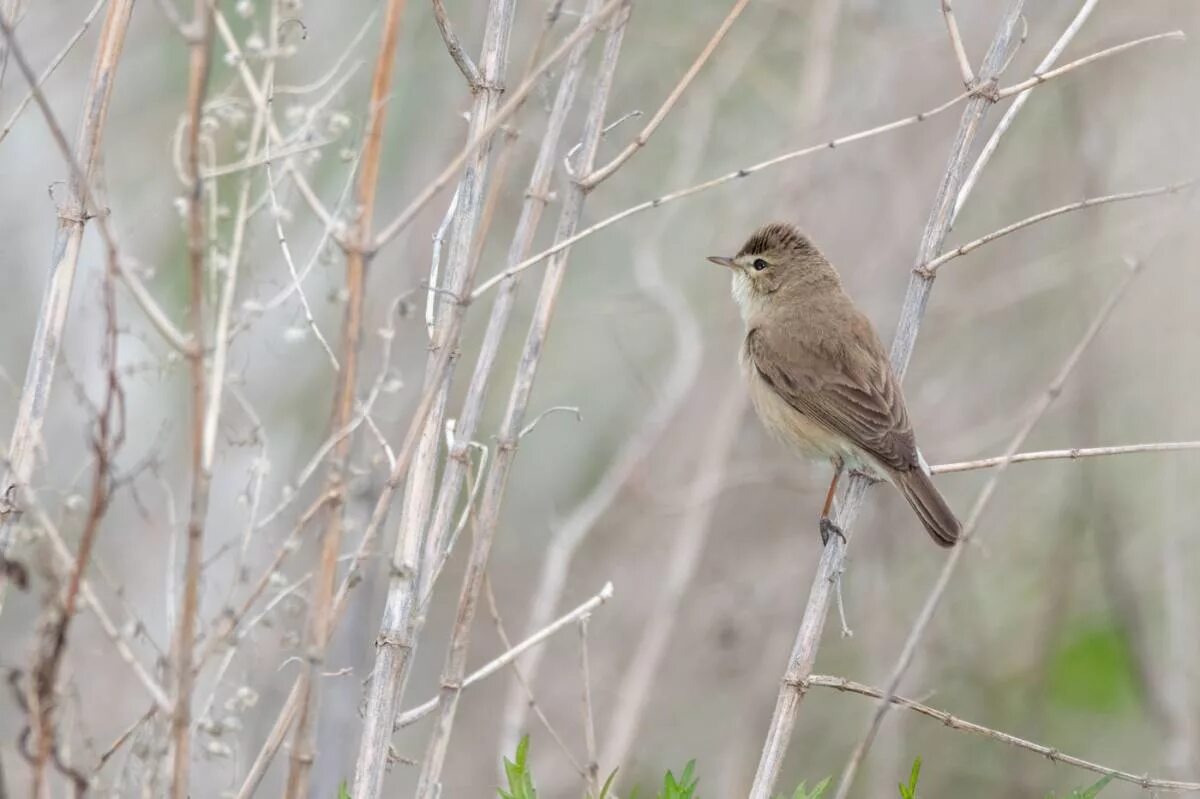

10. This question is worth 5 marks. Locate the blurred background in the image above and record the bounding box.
[2,0,1199,796]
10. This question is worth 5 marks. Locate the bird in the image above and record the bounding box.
[707,222,960,547]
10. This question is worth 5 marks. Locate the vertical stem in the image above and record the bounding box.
[171,3,214,798]
[414,3,633,794]
[350,0,516,794]
[284,0,409,793]
[0,0,135,566]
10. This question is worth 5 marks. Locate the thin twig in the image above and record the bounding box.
[934,441,1200,474]
[472,26,1184,300]
[432,0,481,86]
[995,30,1184,100]
[394,582,614,728]
[580,0,749,188]
[940,0,975,87]
[955,0,1099,220]
[924,180,1194,273]
[808,675,1200,793]
[370,0,626,251]
[0,0,105,145]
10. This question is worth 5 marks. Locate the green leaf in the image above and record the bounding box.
[593,768,619,799]
[898,756,921,799]
[776,776,831,799]
[498,735,537,799]
[1045,774,1114,798]
[337,781,351,799]
[659,760,699,799]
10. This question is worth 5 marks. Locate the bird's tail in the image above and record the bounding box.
[895,469,960,547]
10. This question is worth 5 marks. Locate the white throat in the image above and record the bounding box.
[730,270,764,324]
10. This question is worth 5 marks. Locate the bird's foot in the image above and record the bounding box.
[820,517,846,547]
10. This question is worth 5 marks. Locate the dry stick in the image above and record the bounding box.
[0,6,173,715]
[432,0,481,86]
[580,0,750,188]
[0,0,105,144]
[808,675,1200,793]
[995,30,1184,100]
[832,254,1152,799]
[935,441,1200,474]
[602,381,747,776]
[747,4,1027,797]
[208,8,343,247]
[415,4,633,794]
[170,3,214,797]
[472,88,963,300]
[578,615,600,795]
[370,0,624,251]
[955,0,1098,221]
[236,308,460,798]
[421,0,621,767]
[0,0,136,567]
[395,582,614,728]
[941,0,975,87]
[351,0,517,792]
[473,27,1182,301]
[283,0,408,794]
[482,575,589,776]
[235,4,609,791]
[29,189,122,799]
[467,0,570,271]
[419,0,606,603]
[924,180,1195,273]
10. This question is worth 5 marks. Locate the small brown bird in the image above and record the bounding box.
[708,222,960,547]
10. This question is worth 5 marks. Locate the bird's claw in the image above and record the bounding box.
[820,517,846,547]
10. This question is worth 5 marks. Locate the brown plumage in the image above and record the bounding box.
[707,222,960,547]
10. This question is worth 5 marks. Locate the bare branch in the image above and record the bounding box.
[809,675,1200,793]
[394,582,614,728]
[934,441,1200,474]
[580,0,750,187]
[432,0,482,86]
[0,0,105,145]
[940,0,975,87]
[996,30,1185,100]
[924,180,1194,274]
[955,0,1099,220]
[370,0,626,251]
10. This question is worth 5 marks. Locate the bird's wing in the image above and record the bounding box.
[745,317,919,472]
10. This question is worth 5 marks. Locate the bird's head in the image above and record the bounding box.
[707,222,835,318]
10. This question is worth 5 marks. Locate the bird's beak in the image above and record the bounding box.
[706,255,736,269]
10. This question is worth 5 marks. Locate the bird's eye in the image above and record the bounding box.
[752,258,768,271]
